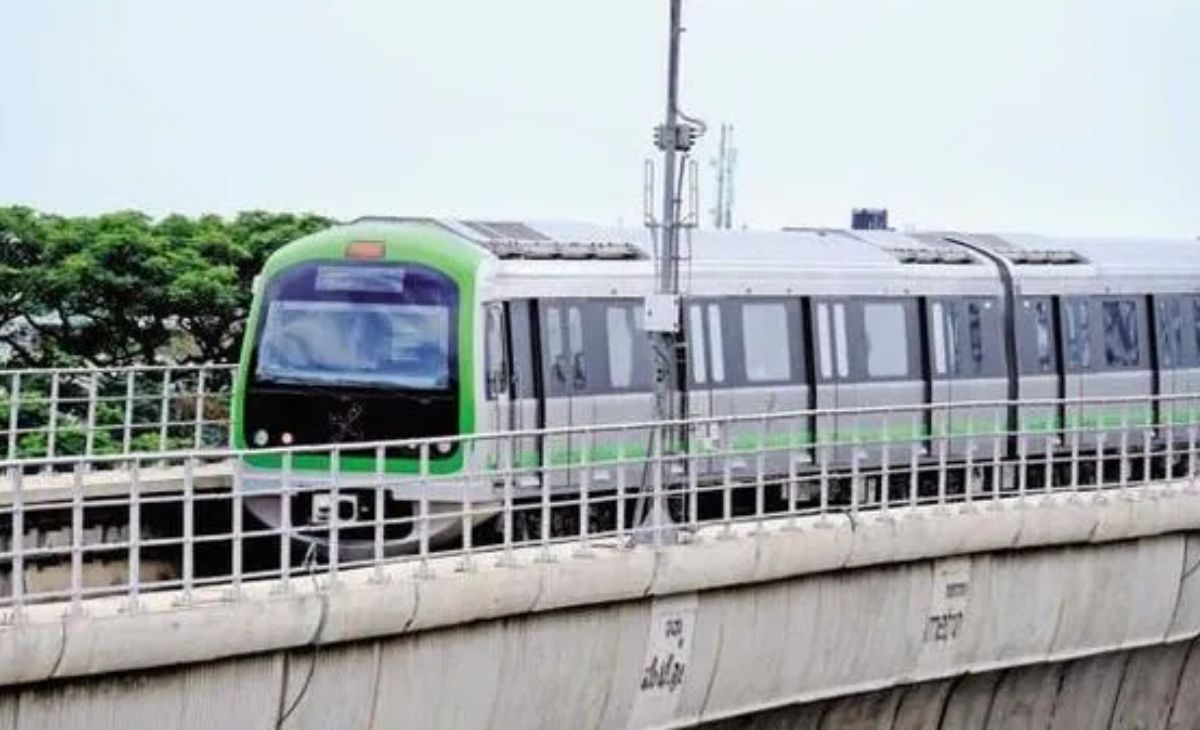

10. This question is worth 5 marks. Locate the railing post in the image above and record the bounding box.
[908,415,920,512]
[278,452,293,593]
[500,435,516,565]
[818,442,832,528]
[576,432,592,557]
[418,443,432,577]
[755,418,767,530]
[1043,435,1053,495]
[722,436,735,536]
[990,410,1002,507]
[70,462,84,615]
[193,367,207,450]
[850,434,861,517]
[127,459,142,612]
[1017,433,1029,505]
[6,373,20,462]
[45,372,60,467]
[158,368,172,453]
[1119,410,1131,498]
[10,467,24,621]
[122,370,135,456]
[329,447,340,585]
[652,423,664,549]
[180,457,195,605]
[1189,420,1198,494]
[460,440,476,571]
[615,434,627,546]
[230,460,243,601]
[373,445,387,581]
[538,436,552,562]
[84,372,98,462]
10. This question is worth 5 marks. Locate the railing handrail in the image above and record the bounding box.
[1,390,1198,469]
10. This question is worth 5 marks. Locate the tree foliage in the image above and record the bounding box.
[0,207,332,367]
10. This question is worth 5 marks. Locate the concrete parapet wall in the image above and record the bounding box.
[1,484,1200,728]
[698,639,1200,730]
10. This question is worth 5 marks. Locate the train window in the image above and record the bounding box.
[508,302,536,399]
[741,303,791,382]
[1020,299,1055,374]
[1102,299,1140,368]
[816,303,833,379]
[834,303,849,379]
[708,303,726,383]
[606,306,634,388]
[568,305,586,388]
[964,302,986,375]
[485,305,506,399]
[1158,298,1184,368]
[931,302,948,375]
[689,304,708,385]
[1064,299,1091,370]
[605,304,653,390]
[546,305,565,388]
[863,302,909,378]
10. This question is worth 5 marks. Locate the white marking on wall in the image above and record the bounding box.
[627,593,698,729]
[917,556,972,672]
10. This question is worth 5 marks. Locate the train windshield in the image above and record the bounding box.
[256,301,451,389]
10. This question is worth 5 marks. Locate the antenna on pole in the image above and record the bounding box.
[639,0,704,541]
[710,123,736,229]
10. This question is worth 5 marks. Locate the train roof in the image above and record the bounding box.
[361,217,1200,277]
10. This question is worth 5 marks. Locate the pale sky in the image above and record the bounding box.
[1,1,1198,236]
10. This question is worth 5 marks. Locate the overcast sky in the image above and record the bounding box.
[1,1,1197,236]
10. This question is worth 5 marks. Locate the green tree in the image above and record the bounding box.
[0,207,332,368]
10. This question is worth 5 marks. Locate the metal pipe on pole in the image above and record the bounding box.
[639,0,699,540]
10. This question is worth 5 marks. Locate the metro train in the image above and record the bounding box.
[231,217,1200,555]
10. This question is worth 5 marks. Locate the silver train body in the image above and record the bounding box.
[243,218,1200,554]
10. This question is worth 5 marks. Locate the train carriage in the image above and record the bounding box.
[231,217,1200,556]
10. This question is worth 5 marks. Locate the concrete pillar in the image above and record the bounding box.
[1047,652,1126,730]
[1109,642,1191,730]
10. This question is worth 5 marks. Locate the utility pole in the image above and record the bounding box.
[641,0,703,539]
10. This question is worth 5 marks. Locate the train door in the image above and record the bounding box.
[1065,296,1153,449]
[1061,297,1093,447]
[848,298,926,467]
[484,304,512,435]
[711,299,808,478]
[1155,295,1200,443]
[1156,296,1184,431]
[1015,297,1062,454]
[588,300,655,493]
[506,301,540,488]
[813,300,852,463]
[929,298,1009,459]
[540,300,589,488]
[1185,298,1200,431]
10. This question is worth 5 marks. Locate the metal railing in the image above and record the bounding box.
[2,391,1199,615]
[1,364,237,464]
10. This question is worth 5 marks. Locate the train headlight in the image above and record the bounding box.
[436,441,452,454]
[281,432,294,445]
[253,429,269,446]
